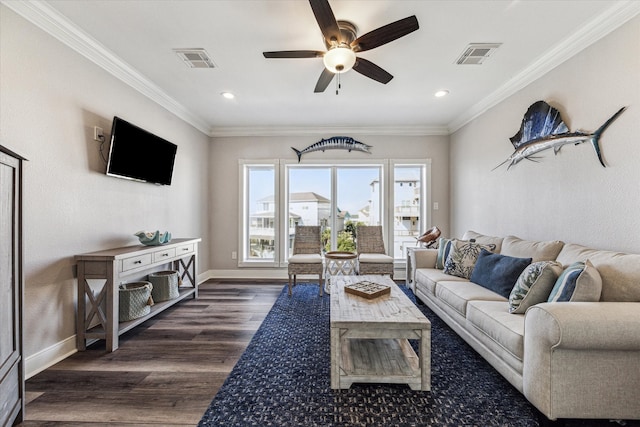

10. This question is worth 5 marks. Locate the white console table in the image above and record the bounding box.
[75,237,201,352]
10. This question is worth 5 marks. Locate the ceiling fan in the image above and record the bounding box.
[263,0,419,93]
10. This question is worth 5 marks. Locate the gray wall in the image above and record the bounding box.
[1,6,211,375]
[208,134,450,274]
[449,15,640,253]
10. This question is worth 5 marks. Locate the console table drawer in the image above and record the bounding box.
[153,247,176,262]
[175,243,195,256]
[122,254,152,271]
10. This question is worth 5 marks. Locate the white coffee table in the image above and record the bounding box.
[330,275,431,391]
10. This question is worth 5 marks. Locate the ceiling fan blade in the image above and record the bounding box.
[352,57,393,84]
[351,15,419,52]
[263,50,324,59]
[314,68,335,93]
[309,0,342,44]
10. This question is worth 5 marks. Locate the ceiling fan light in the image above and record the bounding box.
[323,46,356,74]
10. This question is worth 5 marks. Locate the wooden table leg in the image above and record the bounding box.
[330,327,340,389]
[420,327,431,391]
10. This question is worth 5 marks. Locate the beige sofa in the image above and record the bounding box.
[409,231,640,421]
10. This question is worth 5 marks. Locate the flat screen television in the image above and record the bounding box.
[106,116,177,185]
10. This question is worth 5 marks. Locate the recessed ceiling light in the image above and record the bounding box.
[434,90,449,98]
[221,92,235,99]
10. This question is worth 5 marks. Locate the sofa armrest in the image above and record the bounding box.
[412,248,438,269]
[525,302,640,350]
[523,302,640,420]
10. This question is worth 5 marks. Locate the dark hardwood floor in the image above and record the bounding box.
[19,280,285,426]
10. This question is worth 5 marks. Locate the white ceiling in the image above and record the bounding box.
[6,1,639,136]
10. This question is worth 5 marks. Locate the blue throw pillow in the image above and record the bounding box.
[548,260,602,302]
[470,249,532,298]
[435,237,453,269]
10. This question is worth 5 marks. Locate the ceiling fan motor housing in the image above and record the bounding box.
[324,20,358,48]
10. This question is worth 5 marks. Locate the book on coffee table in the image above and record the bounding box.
[344,280,391,299]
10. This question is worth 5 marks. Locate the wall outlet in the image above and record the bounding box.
[231,251,237,260]
[433,202,439,210]
[94,126,104,141]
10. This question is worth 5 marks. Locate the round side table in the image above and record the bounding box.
[324,251,358,294]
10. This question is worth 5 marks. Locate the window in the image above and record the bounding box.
[391,162,429,260]
[240,158,430,267]
[240,161,278,266]
[335,166,382,252]
[284,164,382,257]
[286,166,331,257]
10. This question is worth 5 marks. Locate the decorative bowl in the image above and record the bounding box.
[135,230,172,246]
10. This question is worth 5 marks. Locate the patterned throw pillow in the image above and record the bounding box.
[443,240,497,279]
[548,260,602,302]
[436,237,454,269]
[509,261,563,313]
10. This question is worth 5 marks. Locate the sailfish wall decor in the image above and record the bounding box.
[494,100,626,170]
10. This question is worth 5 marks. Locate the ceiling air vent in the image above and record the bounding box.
[456,43,502,65]
[174,48,216,69]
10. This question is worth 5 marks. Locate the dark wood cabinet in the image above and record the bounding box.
[0,145,26,426]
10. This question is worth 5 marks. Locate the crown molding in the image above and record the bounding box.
[447,1,640,133]
[5,0,638,138]
[2,0,211,135]
[208,125,450,138]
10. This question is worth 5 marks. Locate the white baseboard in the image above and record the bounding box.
[203,269,407,281]
[25,335,77,379]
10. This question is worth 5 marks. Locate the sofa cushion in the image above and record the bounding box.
[548,260,602,302]
[556,243,640,302]
[462,230,504,253]
[443,240,497,279]
[466,300,525,361]
[435,237,454,269]
[415,268,467,295]
[501,235,564,262]
[509,261,563,313]
[470,249,532,298]
[436,281,506,317]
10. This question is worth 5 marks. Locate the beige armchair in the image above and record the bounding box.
[356,225,394,278]
[287,225,324,296]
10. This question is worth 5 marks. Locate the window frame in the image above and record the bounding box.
[389,159,432,264]
[238,159,280,267]
[281,160,385,263]
[239,158,431,268]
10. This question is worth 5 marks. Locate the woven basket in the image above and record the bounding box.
[119,281,154,322]
[148,270,180,302]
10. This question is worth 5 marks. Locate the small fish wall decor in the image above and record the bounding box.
[292,136,372,162]
[494,100,626,170]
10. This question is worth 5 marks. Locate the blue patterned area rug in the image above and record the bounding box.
[198,284,632,427]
